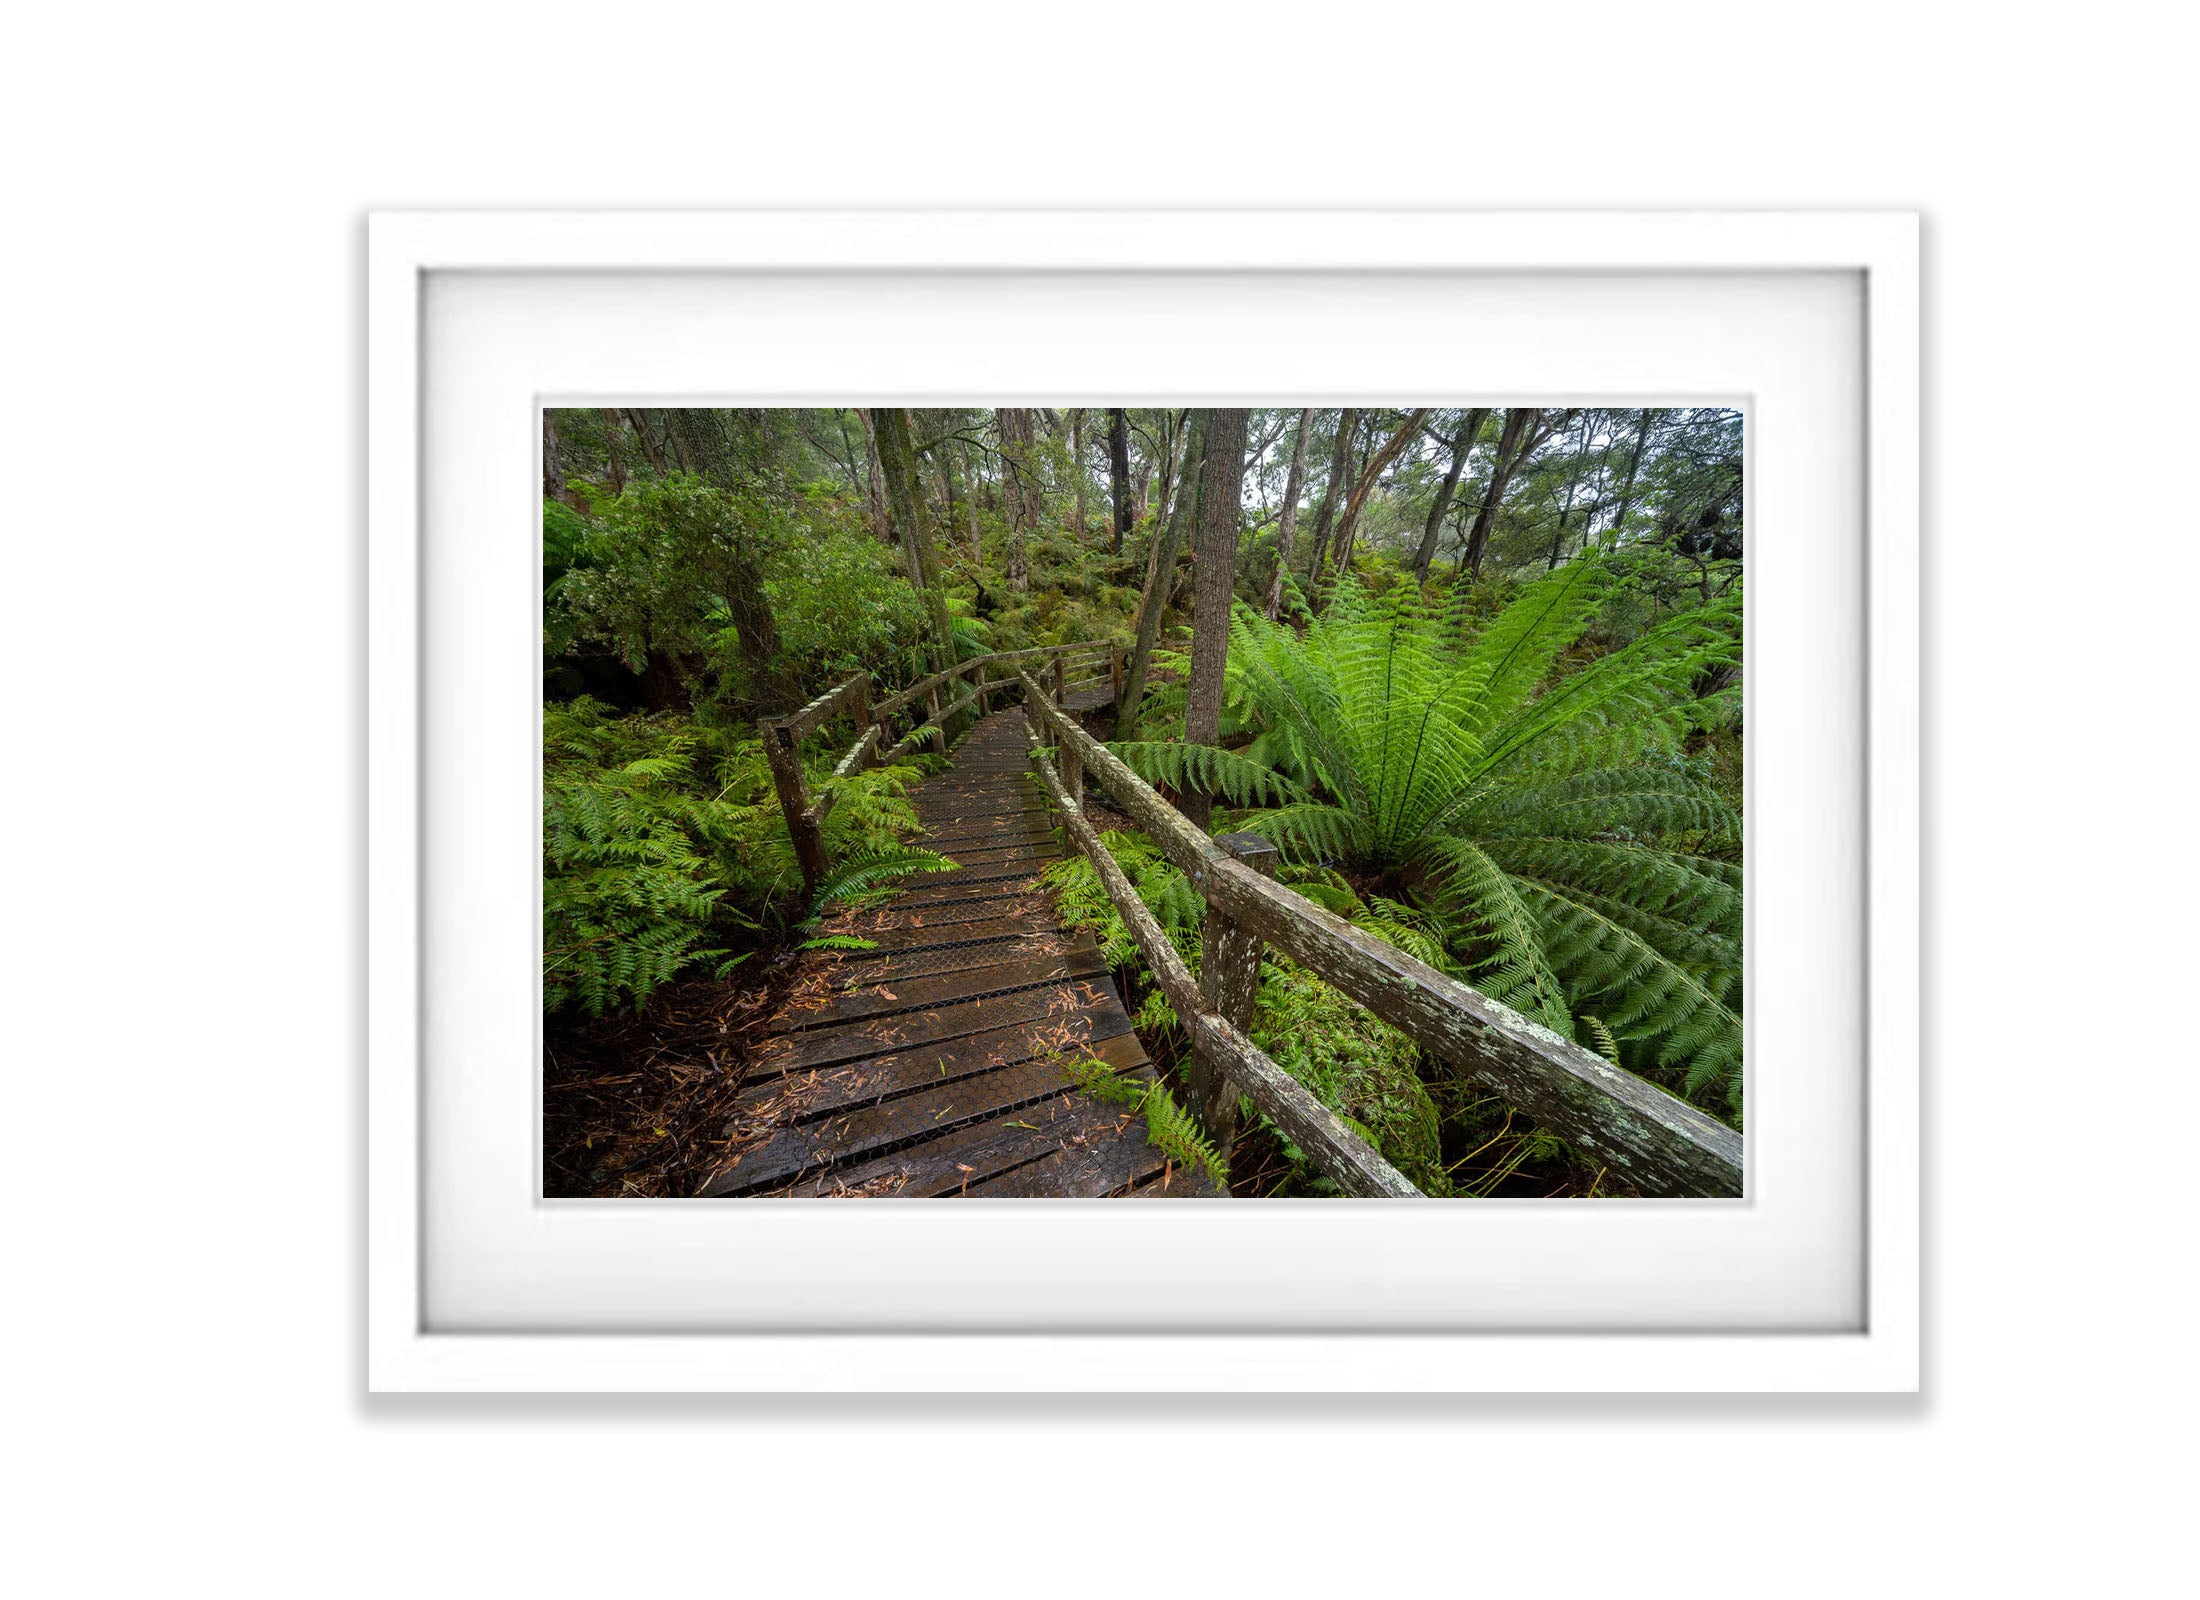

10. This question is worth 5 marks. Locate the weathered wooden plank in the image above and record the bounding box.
[850,926,1083,976]
[732,1025,1146,1137]
[1021,676,1744,1198]
[837,891,1055,936]
[893,868,1051,908]
[820,910,1050,955]
[962,1102,1201,1198]
[908,840,1061,870]
[706,1047,1149,1196]
[912,797,1047,821]
[755,971,1126,1074]
[766,945,1111,1033]
[915,821,1055,853]
[775,1083,1146,1198]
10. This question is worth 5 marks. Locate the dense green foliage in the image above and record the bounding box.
[1113,561,1744,1112]
[543,696,947,1015]
[543,405,1745,1195]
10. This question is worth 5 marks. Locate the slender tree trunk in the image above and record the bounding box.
[1153,411,1181,540]
[1263,408,1315,619]
[997,406,1038,593]
[1322,408,1429,595]
[1107,407,1132,557]
[1547,412,1595,569]
[1116,410,1209,739]
[1411,408,1488,582]
[1180,409,1248,832]
[872,407,958,676]
[955,440,982,566]
[938,445,962,565]
[1606,409,1654,545]
[1071,409,1087,538]
[1304,408,1358,598]
[1461,407,1541,577]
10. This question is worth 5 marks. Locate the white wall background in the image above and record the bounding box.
[4,3,2190,1594]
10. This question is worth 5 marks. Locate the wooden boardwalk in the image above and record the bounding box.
[700,694,1221,1199]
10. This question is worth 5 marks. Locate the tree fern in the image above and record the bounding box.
[1112,557,1746,1117]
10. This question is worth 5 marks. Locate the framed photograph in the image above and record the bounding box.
[368,210,1917,1390]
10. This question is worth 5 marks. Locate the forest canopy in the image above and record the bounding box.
[543,405,1743,1198]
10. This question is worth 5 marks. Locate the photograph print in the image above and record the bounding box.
[542,405,1744,1200]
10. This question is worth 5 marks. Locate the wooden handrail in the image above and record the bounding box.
[761,640,1121,895]
[1017,670,1745,1199]
[873,641,1110,721]
[1021,708,1422,1198]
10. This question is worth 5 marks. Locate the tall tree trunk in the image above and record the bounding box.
[855,408,892,543]
[1263,408,1315,619]
[1461,407,1541,577]
[1606,409,1654,545]
[625,408,670,475]
[872,407,958,676]
[662,409,801,709]
[1116,410,1209,739]
[1322,408,1429,595]
[1410,408,1488,582]
[1179,409,1249,832]
[543,411,568,502]
[1107,408,1132,556]
[997,406,1038,593]
[1304,408,1358,598]
[1071,408,1087,538]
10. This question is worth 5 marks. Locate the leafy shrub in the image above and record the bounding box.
[544,697,946,1015]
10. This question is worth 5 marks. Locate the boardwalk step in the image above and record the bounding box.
[829,931,1094,985]
[733,1013,1141,1129]
[766,945,1109,1034]
[821,910,1051,955]
[754,972,1122,1074]
[707,1039,1151,1196]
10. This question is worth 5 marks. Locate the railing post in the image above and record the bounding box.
[763,720,828,895]
[971,662,989,718]
[1109,644,1123,707]
[1193,831,1279,1155]
[1053,650,1067,706]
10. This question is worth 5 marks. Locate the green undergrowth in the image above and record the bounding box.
[543,695,950,1016]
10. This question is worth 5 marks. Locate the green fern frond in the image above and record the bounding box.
[1056,1053,1227,1189]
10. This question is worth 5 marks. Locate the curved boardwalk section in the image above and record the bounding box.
[701,699,1220,1199]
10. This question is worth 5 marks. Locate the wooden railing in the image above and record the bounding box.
[1016,669,1746,1200]
[761,640,1121,892]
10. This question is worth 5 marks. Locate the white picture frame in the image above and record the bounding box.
[368,210,1917,1392]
